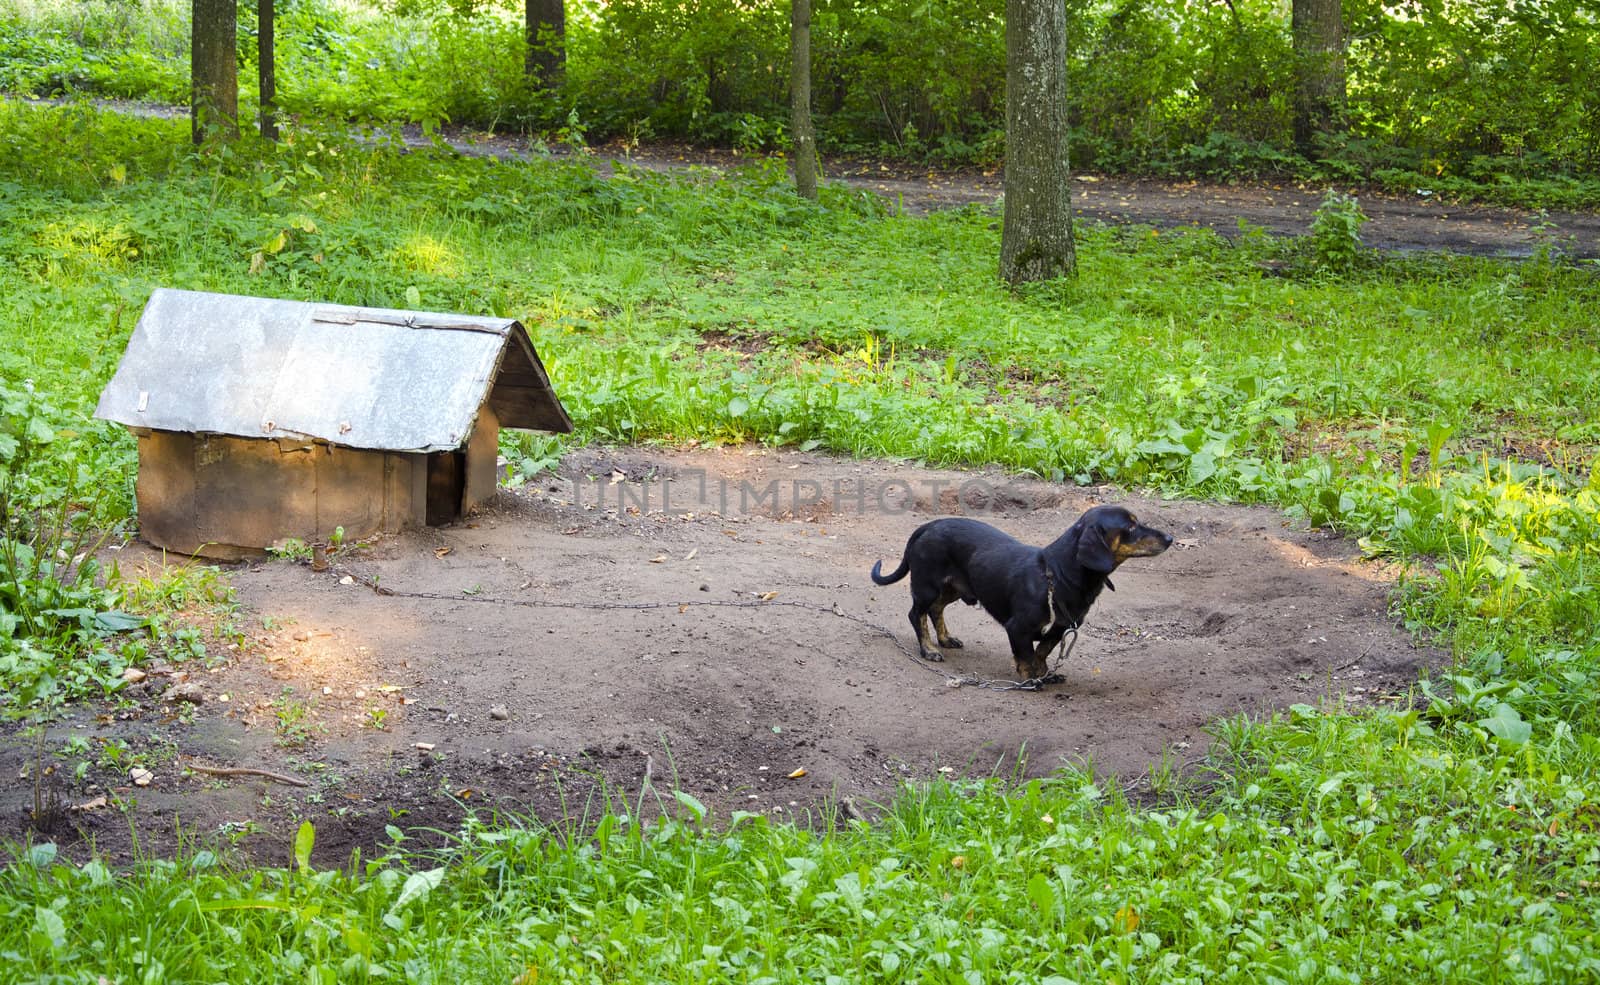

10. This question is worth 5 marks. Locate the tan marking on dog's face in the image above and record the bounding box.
[1107,513,1173,561]
[1114,534,1169,560]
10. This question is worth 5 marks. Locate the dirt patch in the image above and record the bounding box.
[2,448,1442,864]
[446,129,1600,258]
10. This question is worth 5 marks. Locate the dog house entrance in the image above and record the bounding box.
[426,450,466,526]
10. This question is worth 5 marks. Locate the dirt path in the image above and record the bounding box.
[5,448,1440,864]
[15,96,1600,257]
[445,130,1600,258]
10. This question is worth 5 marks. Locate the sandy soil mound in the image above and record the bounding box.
[5,447,1440,863]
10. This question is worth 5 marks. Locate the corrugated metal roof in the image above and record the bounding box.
[95,289,572,451]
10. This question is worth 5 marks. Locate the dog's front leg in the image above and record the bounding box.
[1005,624,1044,680]
[1029,630,1067,683]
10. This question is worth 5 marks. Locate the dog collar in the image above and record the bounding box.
[1041,567,1088,636]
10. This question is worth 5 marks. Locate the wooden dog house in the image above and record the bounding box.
[95,288,572,559]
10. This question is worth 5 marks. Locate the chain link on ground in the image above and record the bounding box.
[334,562,1077,692]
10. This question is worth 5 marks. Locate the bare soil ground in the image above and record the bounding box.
[455,132,1600,258]
[5,448,1441,865]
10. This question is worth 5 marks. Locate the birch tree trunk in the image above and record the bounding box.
[791,0,819,200]
[1000,0,1075,284]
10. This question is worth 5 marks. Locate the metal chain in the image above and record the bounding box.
[332,563,1080,692]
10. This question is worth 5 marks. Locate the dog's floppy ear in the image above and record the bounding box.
[1076,523,1117,574]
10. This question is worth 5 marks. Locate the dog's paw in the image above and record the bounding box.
[938,636,964,650]
[919,649,946,663]
[1038,672,1065,686]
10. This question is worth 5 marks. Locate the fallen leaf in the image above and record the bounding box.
[457,788,475,799]
[129,767,153,787]
[1114,905,1141,934]
[649,555,668,563]
[787,767,808,779]
[759,591,779,601]
[684,549,698,561]
[73,796,108,812]
[435,547,453,558]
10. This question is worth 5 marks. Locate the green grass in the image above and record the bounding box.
[1,101,1598,981]
[3,753,1597,983]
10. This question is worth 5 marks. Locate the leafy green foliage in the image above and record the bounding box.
[1306,190,1369,273]
[0,377,136,710]
[2,755,1598,981]
[0,0,188,102]
[3,0,1598,203]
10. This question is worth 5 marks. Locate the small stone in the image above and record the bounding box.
[414,742,436,752]
[339,575,355,585]
[165,682,205,705]
[129,767,153,787]
[490,705,510,721]
[121,668,147,684]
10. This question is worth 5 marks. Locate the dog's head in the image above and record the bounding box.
[1073,505,1173,575]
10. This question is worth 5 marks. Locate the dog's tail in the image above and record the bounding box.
[873,524,932,584]
[870,555,910,585]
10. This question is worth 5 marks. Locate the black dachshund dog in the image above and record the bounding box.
[871,505,1172,680]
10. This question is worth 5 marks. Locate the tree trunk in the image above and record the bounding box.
[525,0,566,88]
[790,0,818,200]
[258,0,277,141]
[191,0,239,144]
[1292,0,1344,156]
[1000,0,1075,284]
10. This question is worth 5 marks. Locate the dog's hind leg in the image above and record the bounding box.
[931,586,964,650]
[908,579,947,661]
[911,610,945,661]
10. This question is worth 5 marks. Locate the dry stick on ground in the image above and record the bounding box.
[185,760,311,787]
